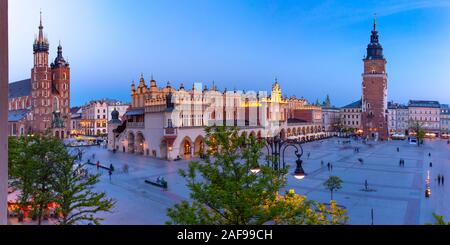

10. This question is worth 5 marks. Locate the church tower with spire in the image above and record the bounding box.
[50,41,71,133]
[29,12,71,138]
[361,16,388,140]
[31,11,52,132]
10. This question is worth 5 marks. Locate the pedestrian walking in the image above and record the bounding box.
[110,163,115,172]
[123,164,129,174]
[442,176,445,185]
[108,169,112,182]
[365,180,368,191]
[307,152,311,159]
[96,161,100,170]
[327,162,331,172]
[321,160,324,167]
[330,164,334,172]
[429,162,433,168]
[429,153,431,157]
[438,175,441,185]
[397,147,399,152]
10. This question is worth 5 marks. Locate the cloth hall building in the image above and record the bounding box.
[107,76,328,160]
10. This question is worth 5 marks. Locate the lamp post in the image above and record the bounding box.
[251,134,306,179]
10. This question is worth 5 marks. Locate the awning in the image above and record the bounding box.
[124,108,145,117]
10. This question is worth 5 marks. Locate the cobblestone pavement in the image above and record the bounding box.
[76,138,449,225]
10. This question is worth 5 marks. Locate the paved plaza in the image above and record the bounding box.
[78,138,450,225]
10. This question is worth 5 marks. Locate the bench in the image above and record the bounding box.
[145,179,168,189]
[85,161,114,172]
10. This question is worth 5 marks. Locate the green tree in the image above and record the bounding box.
[409,120,425,147]
[324,176,343,201]
[52,154,115,225]
[426,213,450,225]
[8,133,115,225]
[167,126,348,225]
[11,134,63,225]
[263,189,348,225]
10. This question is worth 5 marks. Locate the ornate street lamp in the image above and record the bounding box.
[261,134,306,180]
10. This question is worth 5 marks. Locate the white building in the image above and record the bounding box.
[108,76,327,160]
[81,99,129,136]
[408,100,441,137]
[387,102,409,135]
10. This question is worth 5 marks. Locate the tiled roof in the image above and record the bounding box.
[8,109,31,122]
[70,107,82,114]
[287,118,307,124]
[322,105,340,110]
[388,102,408,109]
[9,79,31,98]
[341,100,362,109]
[408,100,440,108]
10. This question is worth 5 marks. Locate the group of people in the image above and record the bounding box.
[75,168,89,179]
[437,175,445,185]
[320,160,334,172]
[94,160,115,181]
[399,159,406,167]
[354,147,360,153]
[156,176,168,189]
[327,162,334,172]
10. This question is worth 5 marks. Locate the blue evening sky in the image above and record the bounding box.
[8,0,450,107]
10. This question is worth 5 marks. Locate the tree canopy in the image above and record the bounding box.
[167,126,348,225]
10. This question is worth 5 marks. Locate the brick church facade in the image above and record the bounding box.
[8,13,71,138]
[361,17,389,140]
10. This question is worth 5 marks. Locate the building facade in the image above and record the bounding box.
[387,102,409,135]
[322,106,341,133]
[287,96,323,125]
[408,100,441,137]
[81,99,129,136]
[440,104,449,138]
[7,14,71,138]
[70,107,82,136]
[340,100,362,133]
[361,18,389,140]
[108,76,327,160]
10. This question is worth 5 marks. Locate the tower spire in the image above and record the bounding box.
[38,10,44,42]
[40,10,43,28]
[373,13,377,31]
[34,10,49,54]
